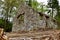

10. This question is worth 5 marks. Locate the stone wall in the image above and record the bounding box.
[12,3,57,32]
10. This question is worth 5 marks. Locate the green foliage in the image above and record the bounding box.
[48,0,59,18]
[2,0,22,17]
[37,3,48,13]
[31,0,39,10]
[27,0,39,10]
[48,0,60,29]
[0,0,25,20]
[28,0,32,7]
[0,19,12,32]
[48,0,59,8]
[0,0,25,32]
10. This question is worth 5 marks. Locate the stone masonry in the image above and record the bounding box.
[12,3,57,32]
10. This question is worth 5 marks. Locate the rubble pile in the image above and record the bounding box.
[0,28,8,40]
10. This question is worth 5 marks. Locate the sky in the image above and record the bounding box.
[1,0,60,5]
[37,0,60,5]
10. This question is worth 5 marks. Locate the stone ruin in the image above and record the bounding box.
[12,3,57,32]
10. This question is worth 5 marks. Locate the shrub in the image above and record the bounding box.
[0,19,12,32]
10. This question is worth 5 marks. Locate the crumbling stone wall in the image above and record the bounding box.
[12,3,57,32]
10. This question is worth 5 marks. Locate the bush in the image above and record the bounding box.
[0,19,12,32]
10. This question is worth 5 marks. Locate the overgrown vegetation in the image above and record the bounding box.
[0,19,12,32]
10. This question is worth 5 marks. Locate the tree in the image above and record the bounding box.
[26,0,39,10]
[27,0,48,13]
[48,0,59,18]
[28,0,32,7]
[48,0,60,29]
[0,0,25,32]
[38,2,48,13]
